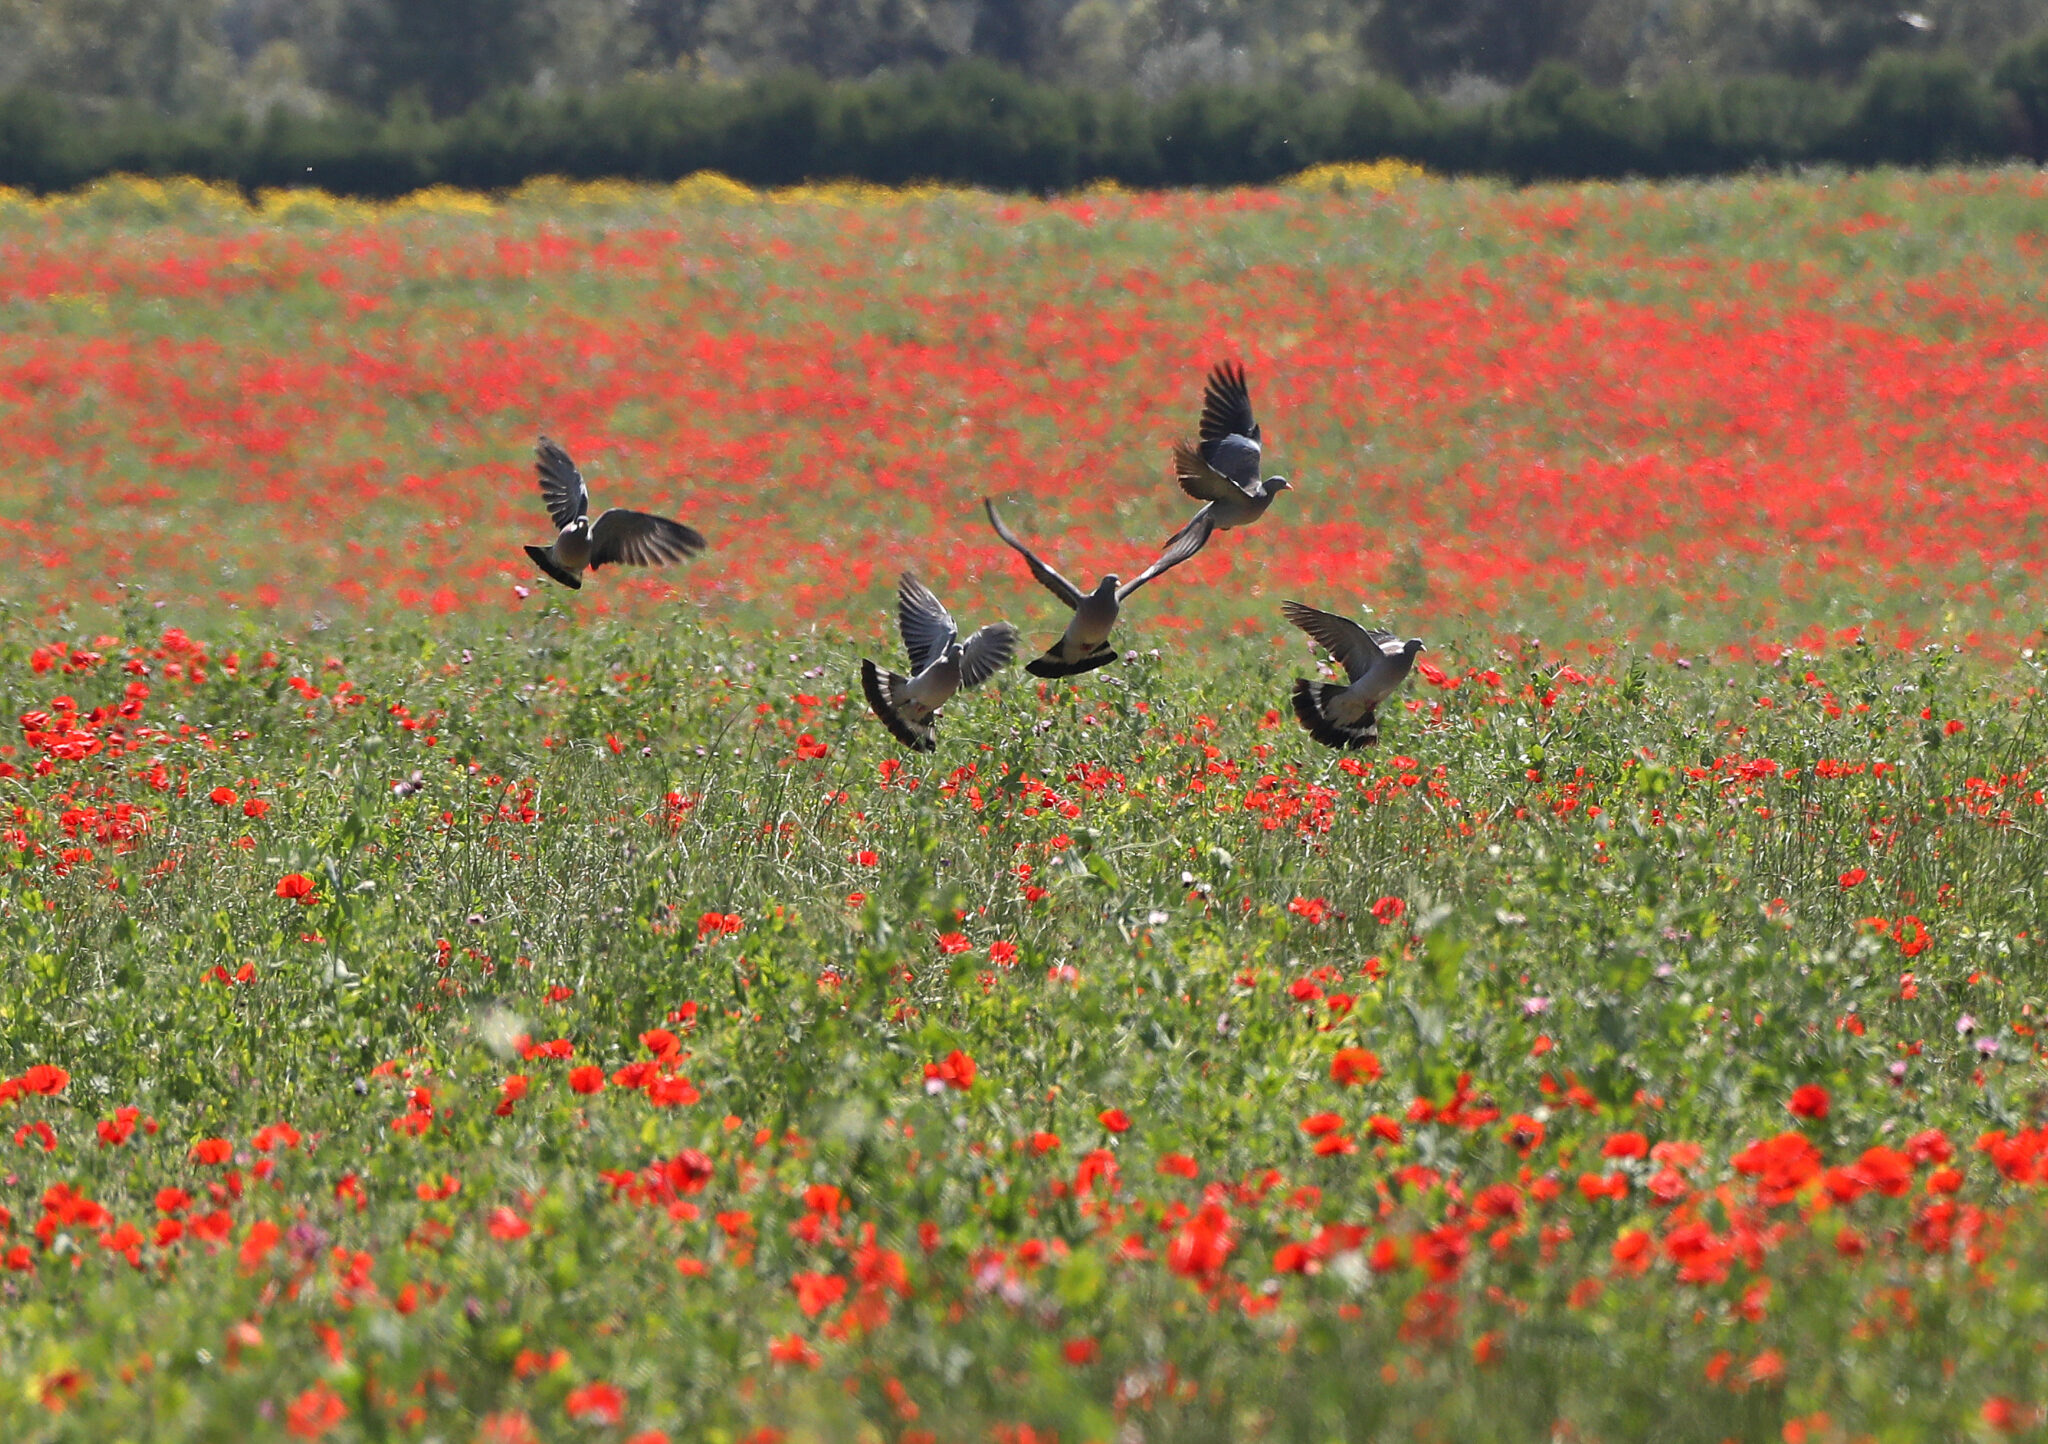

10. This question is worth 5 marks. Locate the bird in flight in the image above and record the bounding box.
[982,498,1202,677]
[523,435,706,590]
[861,573,1018,752]
[1281,600,1424,749]
[1158,361,1291,565]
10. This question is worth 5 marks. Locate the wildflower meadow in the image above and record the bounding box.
[4,166,2048,1442]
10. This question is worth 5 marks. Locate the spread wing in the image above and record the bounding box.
[534,436,589,529]
[1195,361,1262,493]
[984,498,1084,609]
[897,573,958,673]
[587,509,707,568]
[1281,601,1380,681]
[1119,510,1213,598]
[1173,440,1258,503]
[1199,361,1260,452]
[957,623,1019,689]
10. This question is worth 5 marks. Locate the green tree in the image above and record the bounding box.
[634,0,716,68]
[1995,26,2048,156]
[1058,0,1372,94]
[1366,0,1592,88]
[0,0,236,113]
[703,0,972,79]
[326,0,548,116]
[969,0,1076,75]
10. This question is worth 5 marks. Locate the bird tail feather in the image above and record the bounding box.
[525,545,583,590]
[1026,645,1118,679]
[1291,679,1376,750]
[862,659,937,752]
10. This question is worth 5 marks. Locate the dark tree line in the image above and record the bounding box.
[7,42,2048,197]
[4,0,2044,121]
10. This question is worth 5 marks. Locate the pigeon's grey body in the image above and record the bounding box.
[1159,361,1291,563]
[523,435,706,590]
[861,574,1018,751]
[1281,600,1424,749]
[983,498,1202,678]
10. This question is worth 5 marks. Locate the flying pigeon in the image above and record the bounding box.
[861,573,1019,752]
[982,498,1203,678]
[1157,361,1292,564]
[1281,600,1424,749]
[523,435,706,590]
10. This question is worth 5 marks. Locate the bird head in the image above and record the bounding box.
[1266,476,1293,495]
[561,516,591,539]
[1096,574,1121,594]
[1405,638,1426,657]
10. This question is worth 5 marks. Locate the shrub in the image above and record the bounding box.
[0,52,2038,197]
[1834,50,2007,166]
[1992,29,2048,159]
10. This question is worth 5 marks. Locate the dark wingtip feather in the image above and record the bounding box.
[1198,360,1258,450]
[1291,678,1375,750]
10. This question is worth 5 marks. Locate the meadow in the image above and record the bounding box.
[2,165,2048,1442]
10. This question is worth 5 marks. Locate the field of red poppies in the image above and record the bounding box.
[3,168,2048,1442]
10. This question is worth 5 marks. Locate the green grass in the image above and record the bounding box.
[1,602,2045,1441]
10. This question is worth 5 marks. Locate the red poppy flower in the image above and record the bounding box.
[284,1381,347,1438]
[563,1381,625,1425]
[923,1049,976,1093]
[20,1064,68,1096]
[791,1271,847,1316]
[274,873,316,904]
[1287,896,1329,924]
[1787,1084,1830,1120]
[1165,1203,1234,1279]
[475,1413,539,1444]
[1330,1048,1382,1085]
[695,911,742,940]
[1983,1398,2037,1434]
[1601,1131,1648,1159]
[96,1107,139,1147]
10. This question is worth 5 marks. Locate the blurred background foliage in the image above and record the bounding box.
[7,0,2048,185]
[7,0,2048,117]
